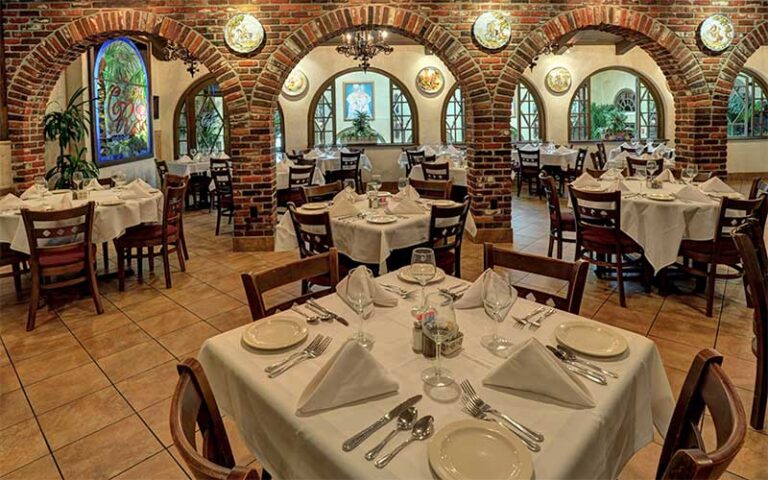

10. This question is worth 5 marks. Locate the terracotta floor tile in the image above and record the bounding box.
[618,440,661,479]
[0,455,61,480]
[79,323,150,360]
[63,310,133,341]
[56,296,117,322]
[3,321,79,362]
[104,285,163,309]
[206,304,252,332]
[116,361,179,411]
[122,295,179,322]
[26,362,110,414]
[37,386,133,451]
[223,416,256,466]
[649,313,717,349]
[156,322,219,357]
[53,415,162,480]
[0,388,34,429]
[719,354,758,392]
[112,450,188,480]
[649,336,703,373]
[592,299,655,335]
[136,307,201,337]
[97,340,174,383]
[183,294,242,320]
[138,397,174,447]
[0,363,20,393]
[13,343,91,386]
[162,281,222,306]
[0,418,49,476]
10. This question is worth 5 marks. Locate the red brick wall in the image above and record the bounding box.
[2,1,766,244]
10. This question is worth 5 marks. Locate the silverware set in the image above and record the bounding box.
[460,380,544,452]
[511,306,555,329]
[546,344,617,385]
[265,334,333,378]
[438,283,470,300]
[381,283,418,299]
[306,299,349,326]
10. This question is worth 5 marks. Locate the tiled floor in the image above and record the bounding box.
[1,177,766,479]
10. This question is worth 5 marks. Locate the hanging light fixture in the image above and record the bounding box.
[161,41,199,77]
[335,27,393,72]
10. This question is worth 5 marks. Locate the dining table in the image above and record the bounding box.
[167,158,212,177]
[304,149,373,177]
[607,144,675,163]
[198,270,675,480]
[407,163,467,187]
[513,146,579,171]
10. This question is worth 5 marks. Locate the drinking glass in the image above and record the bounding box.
[481,272,516,357]
[34,176,48,197]
[72,172,84,192]
[685,163,699,184]
[645,160,658,180]
[410,248,436,317]
[421,292,458,388]
[633,165,646,183]
[371,175,382,192]
[397,177,408,192]
[345,266,375,350]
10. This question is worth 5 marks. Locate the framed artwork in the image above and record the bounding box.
[343,82,375,120]
[224,13,265,54]
[472,11,512,50]
[416,67,444,95]
[282,68,309,97]
[545,67,572,94]
[699,14,734,52]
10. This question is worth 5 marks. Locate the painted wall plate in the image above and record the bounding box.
[415,66,445,95]
[282,68,309,97]
[472,11,512,50]
[224,13,265,54]
[699,14,734,52]
[545,67,572,94]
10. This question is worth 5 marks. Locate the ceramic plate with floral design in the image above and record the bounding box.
[700,14,734,52]
[282,68,309,97]
[415,67,444,95]
[545,67,572,94]
[224,13,265,54]
[472,11,511,50]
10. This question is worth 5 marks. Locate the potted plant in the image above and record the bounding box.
[43,86,99,189]
[337,111,385,144]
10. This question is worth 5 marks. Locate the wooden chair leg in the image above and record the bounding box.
[216,208,222,236]
[116,244,126,292]
[87,259,104,315]
[102,242,109,274]
[27,270,40,331]
[517,176,522,197]
[753,348,767,430]
[180,223,190,260]
[148,247,155,273]
[705,263,717,317]
[176,240,186,272]
[136,247,144,282]
[616,253,627,308]
[556,232,563,260]
[11,262,22,295]
[547,234,554,258]
[163,246,173,289]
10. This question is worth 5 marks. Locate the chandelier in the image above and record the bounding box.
[336,27,393,72]
[161,41,199,77]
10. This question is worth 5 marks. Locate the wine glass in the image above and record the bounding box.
[645,160,658,180]
[681,164,694,184]
[397,177,408,193]
[410,248,437,317]
[633,165,646,183]
[344,266,375,350]
[481,271,516,357]
[72,172,84,192]
[34,176,48,197]
[685,163,699,184]
[421,292,458,388]
[371,175,382,193]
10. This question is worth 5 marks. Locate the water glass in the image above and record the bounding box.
[397,177,408,192]
[480,271,516,357]
[410,248,436,318]
[72,172,84,192]
[371,175,382,192]
[421,292,458,388]
[345,266,375,350]
[685,163,699,184]
[645,160,658,180]
[34,176,48,197]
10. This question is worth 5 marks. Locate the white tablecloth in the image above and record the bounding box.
[198,271,674,480]
[0,189,164,254]
[607,152,675,171]
[513,148,579,171]
[167,160,210,177]
[304,152,373,176]
[274,199,477,273]
[408,163,467,187]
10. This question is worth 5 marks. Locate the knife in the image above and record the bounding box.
[307,298,349,326]
[546,345,607,385]
[342,395,422,451]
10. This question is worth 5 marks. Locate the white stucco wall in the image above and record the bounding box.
[727,46,768,174]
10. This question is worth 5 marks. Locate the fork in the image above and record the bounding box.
[264,334,324,373]
[460,380,544,443]
[511,306,545,328]
[462,398,540,452]
[267,337,333,378]
[381,284,418,298]
[529,307,556,330]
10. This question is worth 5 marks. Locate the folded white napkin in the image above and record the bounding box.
[332,186,358,204]
[699,176,734,193]
[337,275,397,307]
[84,178,105,191]
[328,198,360,218]
[119,182,152,200]
[445,145,460,154]
[296,339,399,414]
[483,338,595,408]
[600,168,625,181]
[385,198,424,215]
[128,178,153,193]
[612,180,632,193]
[0,194,29,211]
[20,185,44,200]
[420,145,436,156]
[571,172,601,189]
[676,185,713,203]
[454,269,518,310]
[276,160,293,173]
[56,194,73,210]
[655,169,675,182]
[177,155,192,163]
[555,146,573,154]
[192,153,203,162]
[519,143,536,151]
[213,152,230,160]
[393,185,420,201]
[340,147,350,154]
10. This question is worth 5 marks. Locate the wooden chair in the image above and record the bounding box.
[626,156,663,177]
[585,167,627,179]
[405,150,426,177]
[114,180,187,291]
[241,249,340,320]
[595,142,607,167]
[0,243,28,297]
[749,177,768,200]
[732,219,768,430]
[426,197,470,277]
[410,178,452,200]
[560,148,588,192]
[678,196,767,317]
[170,358,263,480]
[589,151,603,170]
[288,165,315,189]
[210,163,235,236]
[22,202,103,330]
[163,174,190,260]
[156,160,169,186]
[656,349,746,479]
[540,172,576,260]
[568,185,645,307]
[302,181,343,203]
[424,154,437,164]
[422,162,450,181]
[620,144,642,155]
[338,151,362,194]
[97,178,115,188]
[483,244,589,315]
[516,148,542,198]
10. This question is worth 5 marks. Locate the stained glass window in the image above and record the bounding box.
[174,76,229,157]
[728,70,768,138]
[93,37,152,164]
[513,81,543,142]
[443,85,465,144]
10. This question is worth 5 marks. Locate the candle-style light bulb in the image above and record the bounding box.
[381,30,388,40]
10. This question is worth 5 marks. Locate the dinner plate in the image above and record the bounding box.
[366,214,397,225]
[429,200,456,207]
[645,193,676,202]
[705,191,742,199]
[555,321,628,357]
[397,266,446,285]
[428,420,534,480]
[302,202,328,210]
[577,185,605,192]
[241,316,308,350]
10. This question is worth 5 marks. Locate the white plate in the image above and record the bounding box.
[577,185,605,192]
[645,193,676,202]
[705,191,742,199]
[302,202,328,210]
[428,420,534,480]
[429,200,456,207]
[555,321,628,358]
[99,199,125,207]
[397,266,446,285]
[241,317,308,350]
[366,215,397,225]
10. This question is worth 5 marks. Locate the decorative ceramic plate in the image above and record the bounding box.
[397,266,446,285]
[416,67,445,95]
[366,214,397,225]
[282,69,309,97]
[555,321,628,357]
[428,420,534,480]
[545,67,572,94]
[224,13,265,54]
[646,193,676,202]
[700,14,734,52]
[300,202,328,210]
[241,317,308,350]
[472,11,512,50]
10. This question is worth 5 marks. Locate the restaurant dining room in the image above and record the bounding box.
[1,1,768,479]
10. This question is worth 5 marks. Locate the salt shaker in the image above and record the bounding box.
[412,321,423,353]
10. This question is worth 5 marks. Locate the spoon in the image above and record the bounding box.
[304,303,334,322]
[291,304,320,324]
[557,345,619,379]
[374,415,433,468]
[364,407,417,461]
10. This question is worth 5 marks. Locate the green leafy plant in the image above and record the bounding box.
[590,103,629,140]
[43,86,99,188]
[338,111,385,143]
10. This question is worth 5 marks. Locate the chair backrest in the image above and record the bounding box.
[620,144,641,154]
[711,196,767,258]
[732,217,767,317]
[406,150,426,169]
[585,168,605,179]
[518,149,540,169]
[595,142,607,166]
[97,178,115,188]
[303,181,343,203]
[340,151,361,171]
[626,156,663,177]
[156,160,169,184]
[668,168,682,180]
[164,173,187,190]
[170,358,260,480]
[428,197,470,265]
[539,173,563,228]
[589,151,602,170]
[657,349,746,480]
[693,171,715,183]
[572,148,587,173]
[749,177,768,200]
[210,165,233,198]
[210,158,229,172]
[22,202,96,273]
[288,165,315,188]
[287,202,334,258]
[483,244,589,314]
[424,154,437,163]
[423,162,450,181]
[286,151,304,162]
[568,185,623,242]
[163,179,188,240]
[241,249,340,320]
[409,178,452,200]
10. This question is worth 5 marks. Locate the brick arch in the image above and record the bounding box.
[6,10,247,187]
[499,6,709,166]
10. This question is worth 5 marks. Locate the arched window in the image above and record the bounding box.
[308,68,417,146]
[274,104,285,153]
[93,37,153,164]
[442,84,465,144]
[174,74,229,158]
[568,68,663,142]
[511,80,544,142]
[728,69,768,138]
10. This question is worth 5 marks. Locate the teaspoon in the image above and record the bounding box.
[364,407,417,461]
[374,415,433,468]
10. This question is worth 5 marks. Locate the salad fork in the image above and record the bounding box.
[462,398,540,452]
[511,306,545,328]
[529,307,556,329]
[267,336,333,378]
[264,334,324,373]
[460,380,544,443]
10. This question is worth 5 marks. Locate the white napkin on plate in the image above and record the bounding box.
[611,180,632,193]
[676,185,713,203]
[56,194,73,210]
[483,338,595,408]
[119,182,152,200]
[328,198,360,218]
[699,176,735,193]
[600,168,624,181]
[0,194,29,211]
[454,269,518,310]
[296,339,399,415]
[337,275,398,307]
[84,178,105,191]
[386,198,424,215]
[393,185,420,201]
[571,173,601,190]
[177,155,192,163]
[332,186,358,204]
[655,169,675,182]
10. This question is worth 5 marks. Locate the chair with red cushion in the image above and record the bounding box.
[21,202,103,330]
[163,174,190,260]
[540,172,575,260]
[426,197,471,277]
[568,185,645,307]
[114,180,187,291]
